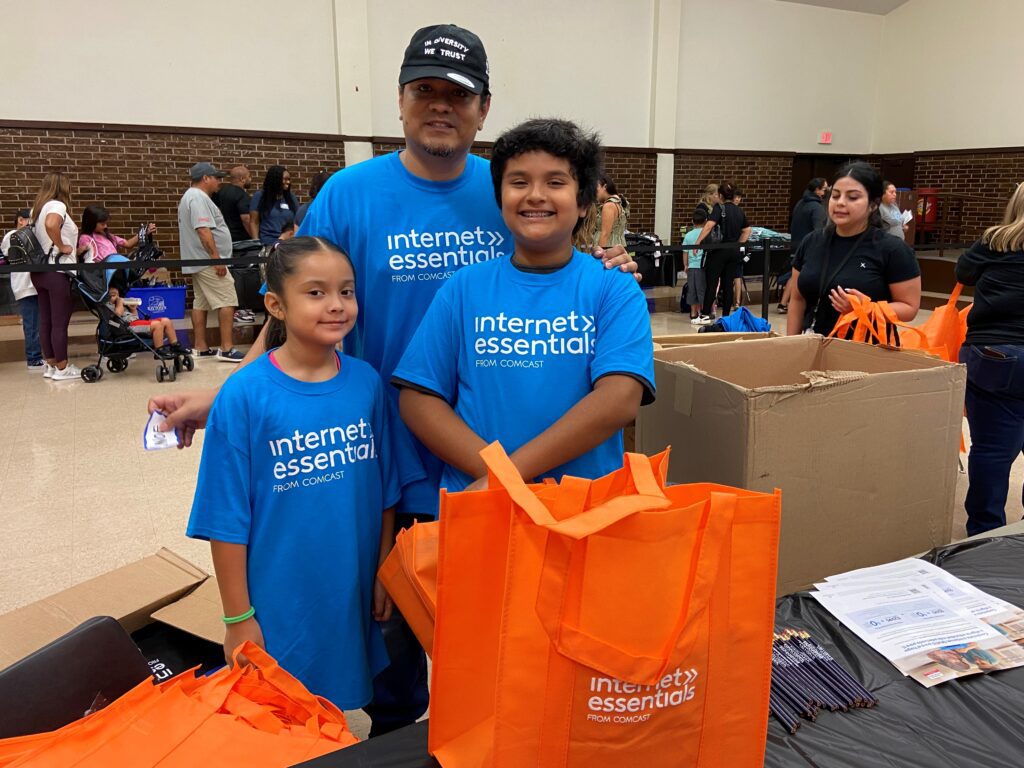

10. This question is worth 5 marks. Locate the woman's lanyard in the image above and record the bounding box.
[807,228,872,332]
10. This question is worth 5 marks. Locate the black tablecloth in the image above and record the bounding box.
[298,534,1024,767]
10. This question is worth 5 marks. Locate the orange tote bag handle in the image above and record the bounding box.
[535,492,735,685]
[480,443,672,538]
[479,443,735,685]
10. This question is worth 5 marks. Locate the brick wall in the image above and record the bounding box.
[0,126,346,263]
[912,150,1024,242]
[672,153,793,240]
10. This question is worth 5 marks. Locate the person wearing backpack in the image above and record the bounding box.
[0,208,44,372]
[695,180,751,319]
[593,174,629,249]
[30,172,86,381]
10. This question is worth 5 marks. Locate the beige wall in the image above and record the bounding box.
[872,0,1024,153]
[676,0,884,153]
[363,0,656,146]
[0,0,340,135]
[3,0,1020,155]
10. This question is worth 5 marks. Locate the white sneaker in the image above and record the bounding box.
[43,363,56,379]
[51,364,81,381]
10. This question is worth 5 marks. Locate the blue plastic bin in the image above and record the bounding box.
[126,287,187,319]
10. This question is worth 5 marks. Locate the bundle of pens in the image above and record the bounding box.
[770,627,878,734]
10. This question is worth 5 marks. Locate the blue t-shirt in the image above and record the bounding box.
[186,353,423,709]
[392,251,656,493]
[297,151,511,515]
[250,190,297,245]
[683,227,704,269]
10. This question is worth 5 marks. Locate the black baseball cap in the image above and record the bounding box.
[399,24,489,95]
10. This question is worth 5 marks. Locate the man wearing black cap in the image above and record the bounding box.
[151,24,633,735]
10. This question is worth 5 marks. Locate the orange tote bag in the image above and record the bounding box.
[379,521,440,656]
[0,643,357,767]
[897,282,970,363]
[429,443,780,768]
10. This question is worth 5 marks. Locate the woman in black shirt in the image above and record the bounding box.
[695,181,750,319]
[787,162,921,337]
[956,184,1024,536]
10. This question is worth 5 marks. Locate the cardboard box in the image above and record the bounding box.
[653,331,779,348]
[0,549,222,670]
[637,335,966,595]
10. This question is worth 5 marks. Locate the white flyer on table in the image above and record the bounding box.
[811,561,1024,687]
[819,558,1024,637]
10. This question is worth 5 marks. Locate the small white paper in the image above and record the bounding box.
[144,411,180,451]
[901,209,914,225]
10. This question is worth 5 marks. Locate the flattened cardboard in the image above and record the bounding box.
[638,335,966,595]
[0,549,213,670]
[150,577,223,645]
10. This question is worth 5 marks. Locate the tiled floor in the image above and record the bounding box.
[0,298,1014,734]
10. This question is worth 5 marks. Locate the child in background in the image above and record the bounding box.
[684,208,708,324]
[1,209,44,371]
[106,285,188,354]
[187,236,423,709]
[393,119,654,493]
[78,205,155,263]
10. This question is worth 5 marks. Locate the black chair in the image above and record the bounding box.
[0,616,152,738]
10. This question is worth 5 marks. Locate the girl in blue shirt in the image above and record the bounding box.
[187,236,421,709]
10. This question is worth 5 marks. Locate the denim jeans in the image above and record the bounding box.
[960,343,1024,535]
[17,295,42,364]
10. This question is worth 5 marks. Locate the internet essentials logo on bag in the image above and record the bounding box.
[387,227,507,284]
[269,419,377,493]
[473,312,596,370]
[585,668,699,725]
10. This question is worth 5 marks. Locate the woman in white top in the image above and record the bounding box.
[879,181,907,240]
[30,171,87,380]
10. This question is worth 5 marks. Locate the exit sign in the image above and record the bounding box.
[818,131,833,145]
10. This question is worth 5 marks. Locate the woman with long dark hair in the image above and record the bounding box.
[956,183,1024,535]
[593,174,629,249]
[250,165,299,245]
[78,204,156,262]
[786,162,921,336]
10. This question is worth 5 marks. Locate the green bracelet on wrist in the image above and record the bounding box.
[222,606,256,624]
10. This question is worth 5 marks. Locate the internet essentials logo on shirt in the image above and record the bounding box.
[387,227,507,284]
[474,312,595,370]
[269,419,377,493]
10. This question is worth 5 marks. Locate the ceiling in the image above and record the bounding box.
[776,0,910,14]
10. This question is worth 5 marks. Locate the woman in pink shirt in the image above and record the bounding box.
[78,205,156,262]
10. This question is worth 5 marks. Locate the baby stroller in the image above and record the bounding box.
[72,254,194,383]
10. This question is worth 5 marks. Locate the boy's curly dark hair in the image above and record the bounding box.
[489,119,603,214]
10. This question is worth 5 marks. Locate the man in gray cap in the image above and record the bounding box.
[177,162,244,362]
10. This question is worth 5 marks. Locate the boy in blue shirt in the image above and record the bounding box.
[393,119,654,492]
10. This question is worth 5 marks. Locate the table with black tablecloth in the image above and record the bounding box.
[296,532,1024,768]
